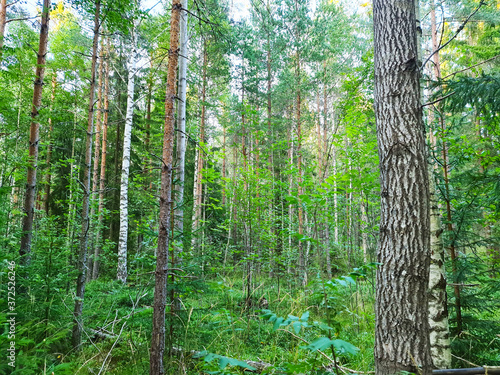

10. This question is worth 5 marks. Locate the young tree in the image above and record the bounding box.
[72,0,101,350]
[149,0,181,373]
[19,0,50,264]
[373,1,432,374]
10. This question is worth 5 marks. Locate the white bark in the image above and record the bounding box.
[174,0,188,233]
[117,26,137,284]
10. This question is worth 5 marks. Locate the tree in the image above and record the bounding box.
[19,0,50,264]
[373,1,432,374]
[72,0,101,350]
[149,0,181,373]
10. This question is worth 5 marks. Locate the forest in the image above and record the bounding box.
[0,0,499,374]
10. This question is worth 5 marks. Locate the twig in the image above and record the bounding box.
[422,1,485,70]
[97,321,127,375]
[451,354,479,368]
[443,54,500,80]
[422,91,455,107]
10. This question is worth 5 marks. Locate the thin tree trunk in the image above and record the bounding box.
[150,1,181,373]
[44,72,57,216]
[93,37,110,280]
[174,0,188,233]
[193,40,207,240]
[373,1,432,374]
[19,0,50,264]
[72,0,100,350]
[0,0,7,60]
[428,1,451,367]
[117,24,137,284]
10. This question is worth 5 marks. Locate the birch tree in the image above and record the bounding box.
[117,20,138,284]
[373,0,432,373]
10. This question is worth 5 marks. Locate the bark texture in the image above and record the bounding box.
[72,0,100,350]
[93,37,110,280]
[19,0,50,264]
[117,25,137,284]
[174,0,188,234]
[149,1,181,373]
[373,1,432,374]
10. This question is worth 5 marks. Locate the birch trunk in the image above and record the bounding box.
[19,0,50,264]
[427,1,451,367]
[72,0,100,350]
[93,38,110,280]
[150,1,181,373]
[373,0,432,373]
[174,0,188,233]
[117,25,137,284]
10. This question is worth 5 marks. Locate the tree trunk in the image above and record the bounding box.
[174,0,188,234]
[19,0,50,264]
[93,37,110,280]
[149,1,181,373]
[44,72,57,216]
[373,1,432,374]
[193,40,207,241]
[427,1,451,367]
[72,0,100,350]
[0,0,7,60]
[117,24,137,284]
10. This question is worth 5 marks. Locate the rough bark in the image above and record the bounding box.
[373,0,432,374]
[72,0,100,350]
[117,24,137,284]
[149,1,181,373]
[93,37,110,280]
[19,0,50,264]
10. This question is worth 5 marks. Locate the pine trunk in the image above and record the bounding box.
[117,25,137,284]
[19,0,50,264]
[93,38,110,280]
[72,0,100,350]
[149,1,181,373]
[373,1,432,374]
[0,0,6,59]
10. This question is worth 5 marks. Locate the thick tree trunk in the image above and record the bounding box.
[373,1,432,374]
[72,0,100,350]
[149,1,181,373]
[93,38,110,280]
[19,0,50,264]
[117,25,137,284]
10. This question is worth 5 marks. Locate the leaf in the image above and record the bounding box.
[331,339,359,355]
[300,311,309,322]
[273,317,284,331]
[304,337,335,352]
[219,356,230,369]
[292,321,302,334]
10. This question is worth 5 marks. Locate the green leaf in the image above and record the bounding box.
[331,339,359,355]
[273,317,284,331]
[292,321,302,334]
[305,337,335,352]
[300,311,309,322]
[219,356,230,369]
